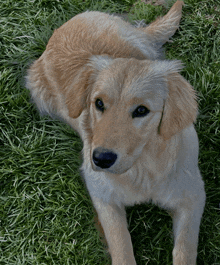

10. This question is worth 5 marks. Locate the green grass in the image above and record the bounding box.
[0,0,220,264]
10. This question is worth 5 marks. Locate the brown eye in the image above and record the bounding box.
[132,105,150,118]
[95,98,105,112]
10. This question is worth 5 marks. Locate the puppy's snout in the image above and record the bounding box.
[93,148,117,169]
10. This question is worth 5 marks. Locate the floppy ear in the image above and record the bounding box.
[159,73,198,140]
[26,53,113,120]
[143,0,184,47]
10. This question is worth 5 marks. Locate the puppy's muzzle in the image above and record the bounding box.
[93,148,117,169]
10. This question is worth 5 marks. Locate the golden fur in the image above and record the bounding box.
[26,1,206,264]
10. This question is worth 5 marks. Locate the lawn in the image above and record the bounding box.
[0,0,220,264]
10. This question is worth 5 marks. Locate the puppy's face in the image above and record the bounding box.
[89,58,169,174]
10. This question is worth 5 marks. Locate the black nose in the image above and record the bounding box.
[93,148,117,169]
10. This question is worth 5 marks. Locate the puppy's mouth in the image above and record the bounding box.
[92,162,129,175]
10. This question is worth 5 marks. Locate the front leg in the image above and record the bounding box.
[172,192,206,265]
[91,196,136,265]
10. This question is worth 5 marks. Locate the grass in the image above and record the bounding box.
[0,0,220,264]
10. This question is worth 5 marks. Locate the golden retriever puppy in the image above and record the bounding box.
[26,1,206,264]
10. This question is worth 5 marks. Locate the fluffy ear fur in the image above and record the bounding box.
[26,53,112,120]
[143,0,184,46]
[26,54,89,119]
[64,65,95,118]
[159,73,198,140]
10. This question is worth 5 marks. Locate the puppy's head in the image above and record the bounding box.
[26,52,197,175]
[84,57,197,174]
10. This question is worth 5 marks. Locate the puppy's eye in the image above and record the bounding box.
[132,105,150,118]
[95,98,105,112]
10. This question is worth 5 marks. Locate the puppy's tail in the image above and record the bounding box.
[141,1,184,46]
